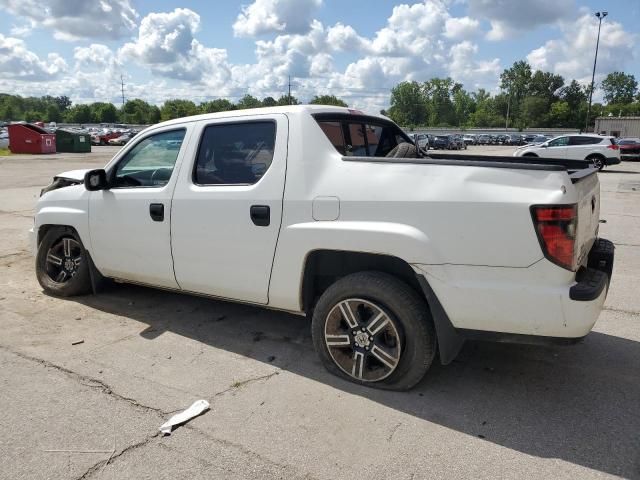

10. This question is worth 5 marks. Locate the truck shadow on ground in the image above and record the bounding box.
[77,283,640,478]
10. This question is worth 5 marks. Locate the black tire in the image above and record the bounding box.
[587,154,605,170]
[386,142,418,158]
[311,271,436,390]
[36,226,92,297]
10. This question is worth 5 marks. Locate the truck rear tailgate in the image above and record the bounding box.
[573,170,600,268]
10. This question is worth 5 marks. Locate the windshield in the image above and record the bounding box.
[618,139,639,145]
[436,136,448,140]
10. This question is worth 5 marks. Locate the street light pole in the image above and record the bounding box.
[585,11,607,132]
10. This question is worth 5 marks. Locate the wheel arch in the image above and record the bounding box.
[300,249,464,365]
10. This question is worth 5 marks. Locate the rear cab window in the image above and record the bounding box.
[314,113,411,157]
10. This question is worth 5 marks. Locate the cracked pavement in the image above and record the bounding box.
[1,147,639,479]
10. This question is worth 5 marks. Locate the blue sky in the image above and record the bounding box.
[0,0,638,111]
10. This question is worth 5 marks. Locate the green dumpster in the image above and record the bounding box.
[55,128,91,153]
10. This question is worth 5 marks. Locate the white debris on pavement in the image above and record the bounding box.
[159,400,210,435]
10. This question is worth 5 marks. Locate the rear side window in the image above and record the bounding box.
[348,123,368,156]
[318,121,346,155]
[569,136,601,146]
[316,116,409,157]
[194,121,276,185]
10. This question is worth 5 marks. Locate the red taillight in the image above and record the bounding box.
[531,205,578,270]
[607,144,619,150]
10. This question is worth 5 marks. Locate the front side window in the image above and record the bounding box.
[194,121,276,185]
[548,137,569,147]
[113,129,185,188]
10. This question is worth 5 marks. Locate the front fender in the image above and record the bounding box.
[34,185,91,252]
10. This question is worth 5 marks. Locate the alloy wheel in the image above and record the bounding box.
[45,237,82,284]
[324,298,402,382]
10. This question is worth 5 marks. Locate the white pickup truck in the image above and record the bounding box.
[31,105,614,390]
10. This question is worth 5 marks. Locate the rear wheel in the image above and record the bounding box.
[311,272,436,390]
[587,154,605,170]
[36,227,92,297]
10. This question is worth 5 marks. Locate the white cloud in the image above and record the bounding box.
[119,9,231,86]
[526,11,637,85]
[233,0,322,37]
[468,0,574,40]
[0,34,67,80]
[444,17,480,40]
[0,0,138,41]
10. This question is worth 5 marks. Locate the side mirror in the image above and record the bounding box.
[84,169,109,191]
[541,143,548,148]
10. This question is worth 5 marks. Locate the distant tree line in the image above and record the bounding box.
[0,93,347,125]
[385,63,639,130]
[2,65,638,129]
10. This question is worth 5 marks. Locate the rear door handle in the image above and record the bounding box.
[250,205,270,226]
[149,203,164,222]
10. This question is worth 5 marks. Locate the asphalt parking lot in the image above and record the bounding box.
[1,145,639,479]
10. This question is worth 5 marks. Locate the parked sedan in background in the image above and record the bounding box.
[477,134,492,145]
[618,138,640,161]
[463,134,477,146]
[108,134,132,146]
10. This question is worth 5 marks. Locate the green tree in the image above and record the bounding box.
[200,99,236,113]
[452,88,475,127]
[500,61,533,126]
[237,94,262,109]
[277,94,300,105]
[45,104,61,123]
[547,101,571,126]
[309,94,348,107]
[522,96,549,127]
[25,111,44,123]
[387,81,427,126]
[529,70,564,102]
[90,102,118,123]
[160,99,198,121]
[261,96,278,107]
[64,104,92,123]
[601,72,638,104]
[120,99,156,124]
[424,78,456,125]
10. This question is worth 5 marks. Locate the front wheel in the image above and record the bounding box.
[36,227,92,297]
[311,272,436,390]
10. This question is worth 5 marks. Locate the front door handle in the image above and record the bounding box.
[150,203,164,222]
[250,205,270,226]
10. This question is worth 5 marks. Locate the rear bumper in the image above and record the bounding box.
[570,238,614,301]
[620,153,640,160]
[413,238,615,343]
[605,156,621,166]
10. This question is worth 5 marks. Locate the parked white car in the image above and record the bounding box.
[30,105,614,390]
[513,134,621,170]
[409,133,429,151]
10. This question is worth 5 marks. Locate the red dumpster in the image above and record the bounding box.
[8,123,56,154]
